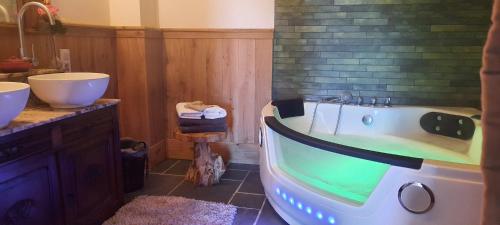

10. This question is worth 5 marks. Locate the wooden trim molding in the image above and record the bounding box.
[0,23,116,38]
[0,23,274,39]
[116,28,163,39]
[162,28,274,39]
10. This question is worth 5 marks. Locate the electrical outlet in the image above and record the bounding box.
[59,49,71,72]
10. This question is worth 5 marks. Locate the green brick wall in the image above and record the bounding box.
[273,0,491,106]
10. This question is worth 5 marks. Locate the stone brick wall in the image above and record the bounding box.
[273,0,491,107]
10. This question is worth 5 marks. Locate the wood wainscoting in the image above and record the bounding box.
[163,29,273,164]
[116,28,166,167]
[0,24,273,165]
[0,24,118,98]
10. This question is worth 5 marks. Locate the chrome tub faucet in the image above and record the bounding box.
[384,97,392,107]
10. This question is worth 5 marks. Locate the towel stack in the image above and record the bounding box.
[176,101,228,133]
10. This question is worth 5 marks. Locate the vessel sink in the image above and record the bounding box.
[28,73,109,108]
[0,82,30,129]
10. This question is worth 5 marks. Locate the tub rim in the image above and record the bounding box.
[265,115,425,169]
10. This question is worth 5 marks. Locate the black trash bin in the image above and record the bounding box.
[120,138,149,193]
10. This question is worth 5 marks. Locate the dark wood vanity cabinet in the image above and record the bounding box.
[0,152,62,225]
[0,106,123,225]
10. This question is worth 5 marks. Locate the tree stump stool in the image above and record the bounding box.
[175,130,227,186]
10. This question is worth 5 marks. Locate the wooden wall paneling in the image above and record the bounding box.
[0,24,20,58]
[0,24,273,165]
[254,39,273,143]
[162,29,274,39]
[54,27,118,98]
[116,33,150,141]
[207,39,238,143]
[163,29,273,164]
[232,39,256,144]
[145,31,167,166]
[91,36,118,98]
[116,29,166,167]
[164,38,196,160]
[0,24,118,98]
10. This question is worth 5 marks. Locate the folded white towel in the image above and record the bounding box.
[203,106,227,119]
[176,102,203,119]
[176,102,227,119]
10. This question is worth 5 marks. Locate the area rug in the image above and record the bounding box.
[103,196,237,225]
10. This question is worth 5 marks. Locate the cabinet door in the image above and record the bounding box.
[0,153,62,225]
[59,109,122,225]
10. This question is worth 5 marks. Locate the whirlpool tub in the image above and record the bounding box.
[259,101,483,225]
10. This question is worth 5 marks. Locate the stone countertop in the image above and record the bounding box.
[0,99,120,138]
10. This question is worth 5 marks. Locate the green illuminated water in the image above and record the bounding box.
[273,112,479,205]
[311,133,474,165]
[275,133,390,205]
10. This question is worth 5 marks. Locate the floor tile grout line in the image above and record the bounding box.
[167,178,185,196]
[253,198,267,225]
[161,160,181,175]
[227,171,250,204]
[161,173,186,177]
[236,191,265,196]
[221,178,245,182]
[226,168,251,172]
[149,172,164,175]
[149,172,186,177]
[236,206,262,211]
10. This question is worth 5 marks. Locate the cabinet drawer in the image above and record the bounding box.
[60,108,115,145]
[0,127,52,165]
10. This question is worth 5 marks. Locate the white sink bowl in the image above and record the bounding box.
[28,73,109,108]
[0,82,30,129]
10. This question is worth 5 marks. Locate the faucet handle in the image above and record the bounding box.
[384,97,392,107]
[370,97,377,106]
[340,91,353,104]
[357,96,363,105]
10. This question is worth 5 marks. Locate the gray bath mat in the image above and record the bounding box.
[103,196,237,225]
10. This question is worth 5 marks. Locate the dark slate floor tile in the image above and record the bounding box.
[228,163,260,172]
[165,160,192,175]
[256,201,289,225]
[125,174,183,202]
[150,159,178,173]
[233,208,260,225]
[230,193,266,209]
[169,179,241,203]
[222,169,249,181]
[239,172,265,194]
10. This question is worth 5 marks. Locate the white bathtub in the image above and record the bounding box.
[259,101,483,225]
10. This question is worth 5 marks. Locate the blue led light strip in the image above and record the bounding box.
[275,187,336,224]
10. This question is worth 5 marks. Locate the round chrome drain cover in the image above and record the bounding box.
[398,182,434,214]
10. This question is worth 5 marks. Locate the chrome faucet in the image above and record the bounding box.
[320,91,353,104]
[17,2,55,63]
[356,96,363,105]
[321,96,341,103]
[339,91,353,104]
[384,97,392,107]
[370,97,377,107]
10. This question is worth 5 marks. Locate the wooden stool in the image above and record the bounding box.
[175,130,227,186]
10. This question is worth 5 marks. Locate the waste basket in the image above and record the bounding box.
[120,138,148,193]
